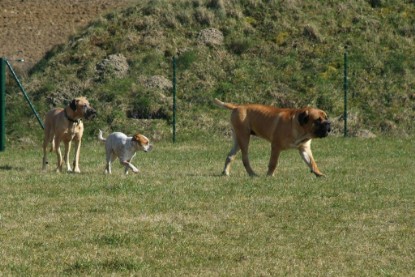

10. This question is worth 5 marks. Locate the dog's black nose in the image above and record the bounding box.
[316,121,331,138]
[86,108,97,120]
[325,121,331,132]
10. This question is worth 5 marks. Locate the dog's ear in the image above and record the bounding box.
[298,110,309,126]
[70,99,77,111]
[132,134,140,143]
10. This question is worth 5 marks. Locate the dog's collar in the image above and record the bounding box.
[64,108,81,124]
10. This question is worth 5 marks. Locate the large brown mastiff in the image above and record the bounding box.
[42,97,96,173]
[214,98,331,177]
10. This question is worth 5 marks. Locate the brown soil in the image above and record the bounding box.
[0,0,134,70]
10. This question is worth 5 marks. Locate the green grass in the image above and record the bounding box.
[1,136,414,276]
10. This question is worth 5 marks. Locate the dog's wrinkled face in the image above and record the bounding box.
[298,108,331,138]
[70,97,97,120]
[132,133,153,152]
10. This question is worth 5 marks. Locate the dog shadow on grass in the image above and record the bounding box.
[185,172,244,178]
[0,164,24,171]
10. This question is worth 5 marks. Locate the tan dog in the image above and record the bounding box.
[42,97,96,173]
[214,98,331,177]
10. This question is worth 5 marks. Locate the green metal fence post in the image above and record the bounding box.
[172,56,177,143]
[5,59,44,130]
[0,58,6,151]
[343,46,348,137]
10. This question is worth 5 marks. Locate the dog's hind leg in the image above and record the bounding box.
[238,137,257,177]
[105,151,117,174]
[230,125,257,177]
[42,138,49,171]
[267,144,281,176]
[42,129,54,170]
[54,138,64,173]
[49,136,55,152]
[223,133,240,176]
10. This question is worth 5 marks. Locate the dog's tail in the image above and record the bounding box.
[213,98,238,110]
[98,129,106,143]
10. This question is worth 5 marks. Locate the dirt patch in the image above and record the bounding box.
[0,0,134,70]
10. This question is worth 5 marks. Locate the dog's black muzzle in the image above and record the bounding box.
[315,120,331,138]
[85,108,97,120]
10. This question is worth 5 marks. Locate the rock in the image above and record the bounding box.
[197,28,224,47]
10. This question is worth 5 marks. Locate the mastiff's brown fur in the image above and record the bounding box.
[42,97,96,173]
[214,98,331,177]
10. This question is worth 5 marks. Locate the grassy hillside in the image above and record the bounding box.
[5,0,415,142]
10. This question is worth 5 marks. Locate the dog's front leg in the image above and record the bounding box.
[298,142,324,177]
[63,141,72,172]
[72,139,81,173]
[121,161,139,174]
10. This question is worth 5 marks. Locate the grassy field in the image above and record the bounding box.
[0,136,414,276]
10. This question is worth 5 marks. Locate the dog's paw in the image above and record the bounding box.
[248,172,259,177]
[312,170,326,177]
[221,171,230,177]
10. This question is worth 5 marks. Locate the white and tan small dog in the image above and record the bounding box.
[98,130,153,174]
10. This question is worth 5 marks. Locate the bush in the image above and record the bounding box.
[226,35,253,55]
[128,91,171,120]
[176,50,198,71]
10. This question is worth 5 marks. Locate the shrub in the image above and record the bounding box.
[176,50,198,71]
[226,35,253,55]
[194,7,215,26]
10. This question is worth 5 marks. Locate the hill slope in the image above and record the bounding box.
[5,0,415,141]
